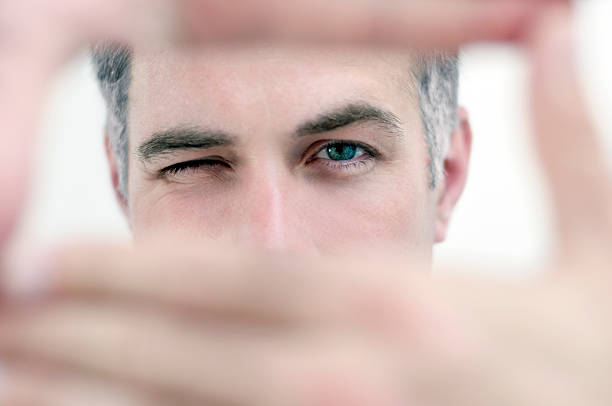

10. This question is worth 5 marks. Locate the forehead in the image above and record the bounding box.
[129,46,419,139]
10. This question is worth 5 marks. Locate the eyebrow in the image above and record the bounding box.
[295,102,404,138]
[137,102,404,162]
[137,127,234,161]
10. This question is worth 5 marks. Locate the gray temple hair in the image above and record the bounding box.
[91,44,459,199]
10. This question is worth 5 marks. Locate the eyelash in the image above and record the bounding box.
[158,157,231,178]
[158,141,379,178]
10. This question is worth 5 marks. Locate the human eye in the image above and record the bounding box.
[306,141,379,174]
[158,157,232,181]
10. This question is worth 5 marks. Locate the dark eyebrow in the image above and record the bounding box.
[295,102,404,138]
[138,103,402,162]
[137,126,234,161]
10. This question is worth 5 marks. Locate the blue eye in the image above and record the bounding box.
[316,142,365,161]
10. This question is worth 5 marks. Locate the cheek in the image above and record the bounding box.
[301,174,430,249]
[129,184,235,241]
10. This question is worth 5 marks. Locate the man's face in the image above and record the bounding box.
[124,46,451,258]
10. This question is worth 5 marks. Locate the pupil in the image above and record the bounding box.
[328,144,357,161]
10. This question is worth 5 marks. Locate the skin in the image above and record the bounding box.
[2,1,611,406]
[117,46,470,258]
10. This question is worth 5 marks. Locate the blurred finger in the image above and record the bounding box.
[170,0,549,48]
[529,6,612,260]
[0,361,181,406]
[2,243,446,343]
[0,302,270,405]
[0,303,404,406]
[31,0,562,48]
[0,55,60,249]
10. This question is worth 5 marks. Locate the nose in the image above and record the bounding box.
[237,167,313,253]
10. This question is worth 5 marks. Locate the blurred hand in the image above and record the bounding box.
[2,1,611,406]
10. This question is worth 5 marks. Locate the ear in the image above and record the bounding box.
[434,107,472,243]
[104,135,129,217]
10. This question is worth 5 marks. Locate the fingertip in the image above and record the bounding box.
[1,246,56,303]
[527,3,575,65]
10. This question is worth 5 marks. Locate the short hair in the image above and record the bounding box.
[92,44,459,198]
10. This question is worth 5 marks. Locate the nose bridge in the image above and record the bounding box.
[241,164,293,250]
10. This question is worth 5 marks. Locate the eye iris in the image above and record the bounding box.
[327,143,357,161]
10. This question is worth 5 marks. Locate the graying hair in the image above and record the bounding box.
[92,44,132,197]
[91,45,458,198]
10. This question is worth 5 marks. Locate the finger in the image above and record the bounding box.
[0,302,268,405]
[2,243,450,346]
[44,0,560,48]
[0,303,404,406]
[0,361,191,406]
[0,1,85,250]
[528,6,612,260]
[0,64,44,249]
[170,0,550,48]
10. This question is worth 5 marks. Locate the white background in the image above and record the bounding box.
[15,0,612,276]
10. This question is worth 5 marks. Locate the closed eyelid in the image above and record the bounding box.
[156,157,232,178]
